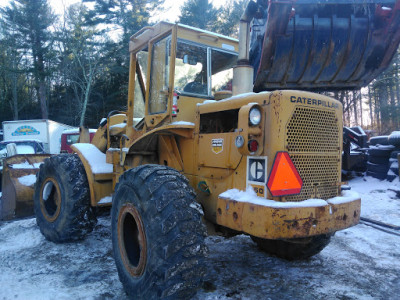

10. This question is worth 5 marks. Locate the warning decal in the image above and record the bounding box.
[211,138,224,154]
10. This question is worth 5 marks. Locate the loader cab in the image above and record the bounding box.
[128,22,239,130]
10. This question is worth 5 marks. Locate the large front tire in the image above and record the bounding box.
[252,234,332,260]
[34,154,97,242]
[111,165,207,299]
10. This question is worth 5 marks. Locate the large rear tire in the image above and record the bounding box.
[34,154,97,242]
[111,165,207,299]
[251,234,332,260]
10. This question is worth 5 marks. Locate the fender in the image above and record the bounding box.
[71,143,114,207]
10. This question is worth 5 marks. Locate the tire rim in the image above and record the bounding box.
[40,178,62,222]
[118,203,147,277]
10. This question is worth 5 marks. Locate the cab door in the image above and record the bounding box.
[145,28,177,129]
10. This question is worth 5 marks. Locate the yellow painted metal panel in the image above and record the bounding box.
[198,133,242,169]
[216,196,360,239]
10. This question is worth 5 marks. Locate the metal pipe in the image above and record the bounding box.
[233,0,258,95]
[238,0,258,61]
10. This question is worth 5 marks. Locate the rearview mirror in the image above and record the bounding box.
[183,54,198,65]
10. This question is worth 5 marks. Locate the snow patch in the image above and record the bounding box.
[190,202,204,215]
[11,161,43,169]
[73,143,113,174]
[109,123,126,129]
[170,121,195,126]
[369,145,394,150]
[42,181,53,200]
[0,218,43,251]
[387,169,396,176]
[197,100,217,106]
[18,174,37,186]
[61,128,79,134]
[16,145,35,154]
[219,187,328,208]
[98,196,112,204]
[327,190,360,205]
[62,128,96,134]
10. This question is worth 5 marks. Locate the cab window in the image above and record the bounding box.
[133,49,148,119]
[148,36,171,114]
[211,49,236,92]
[174,41,208,97]
[174,39,237,98]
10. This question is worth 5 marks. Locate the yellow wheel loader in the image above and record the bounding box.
[0,140,50,220]
[33,0,400,298]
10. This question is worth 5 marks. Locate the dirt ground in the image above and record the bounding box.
[0,176,399,300]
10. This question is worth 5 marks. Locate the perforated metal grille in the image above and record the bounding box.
[286,107,339,152]
[285,155,339,201]
[284,106,340,202]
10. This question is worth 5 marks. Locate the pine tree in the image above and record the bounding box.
[215,0,247,37]
[1,0,56,119]
[179,0,220,31]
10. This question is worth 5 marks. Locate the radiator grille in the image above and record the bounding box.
[286,107,339,152]
[285,155,339,201]
[284,107,340,202]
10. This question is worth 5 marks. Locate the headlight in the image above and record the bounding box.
[249,107,261,126]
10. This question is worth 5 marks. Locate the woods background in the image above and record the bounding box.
[0,0,399,134]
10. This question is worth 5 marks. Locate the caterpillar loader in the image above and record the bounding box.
[33,0,399,298]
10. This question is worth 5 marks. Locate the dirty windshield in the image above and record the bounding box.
[174,41,208,96]
[134,49,147,119]
[174,40,237,97]
[211,49,236,92]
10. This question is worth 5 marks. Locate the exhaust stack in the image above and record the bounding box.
[233,0,258,96]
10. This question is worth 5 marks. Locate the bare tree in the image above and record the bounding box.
[62,4,104,126]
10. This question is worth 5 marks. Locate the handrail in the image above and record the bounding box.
[131,26,154,41]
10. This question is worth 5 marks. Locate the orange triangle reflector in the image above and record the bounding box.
[267,152,303,197]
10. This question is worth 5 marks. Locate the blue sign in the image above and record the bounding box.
[11,125,40,136]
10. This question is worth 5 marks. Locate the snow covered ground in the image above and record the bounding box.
[0,175,399,299]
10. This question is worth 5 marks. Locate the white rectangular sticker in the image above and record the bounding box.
[246,156,268,198]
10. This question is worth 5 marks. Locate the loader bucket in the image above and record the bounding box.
[251,0,400,92]
[0,154,50,220]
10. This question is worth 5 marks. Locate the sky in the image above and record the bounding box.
[47,0,229,22]
[0,0,231,42]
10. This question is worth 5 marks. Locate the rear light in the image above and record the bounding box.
[172,104,178,117]
[267,151,303,196]
[172,92,178,117]
[248,140,259,153]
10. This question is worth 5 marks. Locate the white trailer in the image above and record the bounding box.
[2,120,75,154]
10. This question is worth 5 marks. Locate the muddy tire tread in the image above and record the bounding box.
[34,154,96,242]
[111,165,207,300]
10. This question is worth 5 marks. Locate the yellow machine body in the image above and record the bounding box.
[0,154,50,220]
[73,22,360,240]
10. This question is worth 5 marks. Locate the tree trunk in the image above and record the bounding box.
[352,90,358,126]
[389,83,396,131]
[11,72,18,120]
[39,81,48,119]
[374,88,381,133]
[368,86,373,129]
[358,89,363,127]
[80,75,93,127]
